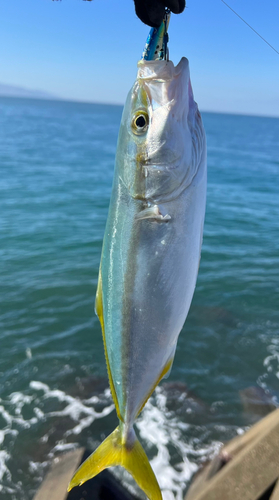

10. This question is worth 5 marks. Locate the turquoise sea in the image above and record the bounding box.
[0,96,279,499]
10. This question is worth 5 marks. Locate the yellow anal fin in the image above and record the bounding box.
[68,426,162,500]
[162,347,176,380]
[136,352,175,418]
[95,271,123,422]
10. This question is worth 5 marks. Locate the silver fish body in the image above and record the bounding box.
[69,56,207,500]
[101,56,206,426]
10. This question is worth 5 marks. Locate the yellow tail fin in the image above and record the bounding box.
[68,425,162,500]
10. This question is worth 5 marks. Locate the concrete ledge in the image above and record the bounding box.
[33,448,85,500]
[271,480,279,500]
[186,408,279,500]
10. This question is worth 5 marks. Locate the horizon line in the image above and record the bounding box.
[0,92,278,120]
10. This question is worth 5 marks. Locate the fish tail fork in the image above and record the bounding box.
[67,425,162,500]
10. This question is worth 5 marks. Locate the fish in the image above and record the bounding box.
[68,30,207,500]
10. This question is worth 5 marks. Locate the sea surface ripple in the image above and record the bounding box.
[0,97,279,499]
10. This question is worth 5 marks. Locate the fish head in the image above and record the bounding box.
[117,57,205,203]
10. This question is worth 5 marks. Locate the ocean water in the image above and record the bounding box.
[0,96,279,500]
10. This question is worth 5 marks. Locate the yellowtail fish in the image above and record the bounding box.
[68,15,207,500]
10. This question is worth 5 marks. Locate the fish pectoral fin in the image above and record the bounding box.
[136,350,176,418]
[136,205,171,222]
[68,425,162,500]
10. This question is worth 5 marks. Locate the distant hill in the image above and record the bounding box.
[0,83,58,100]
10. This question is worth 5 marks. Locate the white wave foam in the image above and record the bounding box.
[0,392,43,495]
[51,442,78,453]
[260,341,279,398]
[263,344,279,373]
[0,378,114,497]
[136,387,220,500]
[1,379,224,499]
[30,380,114,437]
[0,450,11,483]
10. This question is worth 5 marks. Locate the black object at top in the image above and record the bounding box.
[134,0,185,27]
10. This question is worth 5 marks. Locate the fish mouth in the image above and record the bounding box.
[136,57,191,118]
[137,57,189,84]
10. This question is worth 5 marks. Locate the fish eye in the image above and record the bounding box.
[135,115,146,128]
[132,111,149,135]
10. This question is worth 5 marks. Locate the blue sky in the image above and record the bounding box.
[0,0,278,116]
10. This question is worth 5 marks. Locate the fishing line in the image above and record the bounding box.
[221,0,279,56]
